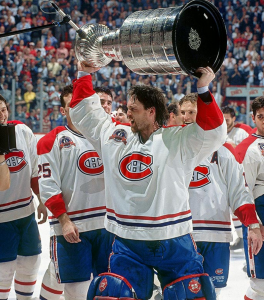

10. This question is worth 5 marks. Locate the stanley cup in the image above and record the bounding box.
[74,0,227,77]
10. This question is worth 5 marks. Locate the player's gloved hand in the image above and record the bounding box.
[0,124,16,155]
[248,227,263,255]
[58,213,81,243]
[37,200,48,224]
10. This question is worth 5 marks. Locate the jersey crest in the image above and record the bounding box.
[189,165,211,189]
[215,268,223,275]
[119,152,153,181]
[188,279,201,294]
[77,150,104,175]
[99,278,108,292]
[258,143,264,156]
[109,129,127,145]
[59,136,76,149]
[5,149,28,173]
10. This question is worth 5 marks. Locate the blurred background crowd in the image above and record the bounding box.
[0,0,264,132]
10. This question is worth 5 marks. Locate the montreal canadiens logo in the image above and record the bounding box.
[215,268,223,275]
[119,152,153,181]
[189,165,211,189]
[5,149,28,173]
[59,136,76,149]
[188,279,201,294]
[77,150,104,176]
[109,129,127,145]
[258,143,264,156]
[99,278,108,292]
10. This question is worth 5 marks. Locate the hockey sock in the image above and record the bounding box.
[64,281,91,300]
[40,261,64,300]
[0,260,16,300]
[14,254,41,300]
[245,278,264,300]
[215,288,222,300]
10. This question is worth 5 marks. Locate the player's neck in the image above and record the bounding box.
[67,122,81,135]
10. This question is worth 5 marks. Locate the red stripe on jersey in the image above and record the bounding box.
[244,296,253,300]
[192,220,231,225]
[45,193,66,218]
[106,208,191,221]
[14,280,36,286]
[235,134,258,163]
[31,177,39,195]
[70,75,95,108]
[234,204,258,227]
[0,195,31,208]
[42,283,63,295]
[223,142,239,162]
[234,123,252,134]
[7,120,24,125]
[37,126,66,155]
[196,92,224,130]
[0,288,11,292]
[48,206,106,219]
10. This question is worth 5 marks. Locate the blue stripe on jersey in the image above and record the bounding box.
[0,197,33,213]
[49,212,106,225]
[40,295,47,300]
[107,215,192,227]
[15,290,33,296]
[193,226,232,232]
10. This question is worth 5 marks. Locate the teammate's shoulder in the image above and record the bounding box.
[7,120,25,125]
[221,142,239,161]
[8,120,34,135]
[37,126,66,155]
[235,134,259,163]
[163,124,186,129]
[234,123,252,134]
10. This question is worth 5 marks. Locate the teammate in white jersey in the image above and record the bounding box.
[0,94,47,300]
[38,85,114,300]
[236,96,264,300]
[180,93,262,300]
[166,102,184,126]
[69,64,227,300]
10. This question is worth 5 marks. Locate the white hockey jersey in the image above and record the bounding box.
[189,143,256,243]
[236,133,264,200]
[69,74,227,241]
[0,121,39,223]
[37,125,106,236]
[227,123,251,146]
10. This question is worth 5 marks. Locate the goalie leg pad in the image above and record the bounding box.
[163,273,216,300]
[87,273,137,300]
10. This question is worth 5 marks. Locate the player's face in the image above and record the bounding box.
[127,97,153,134]
[180,101,197,124]
[60,93,72,124]
[115,108,129,124]
[0,101,8,125]
[224,113,235,132]
[98,92,112,115]
[252,107,264,136]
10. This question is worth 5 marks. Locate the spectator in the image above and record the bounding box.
[49,104,64,129]
[229,63,245,85]
[47,57,62,77]
[15,87,25,107]
[0,82,11,103]
[24,83,36,112]
[56,42,69,60]
[223,51,237,76]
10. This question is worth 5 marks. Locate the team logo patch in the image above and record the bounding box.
[99,278,108,292]
[5,149,28,173]
[119,152,153,181]
[258,143,264,156]
[189,165,211,188]
[77,150,104,175]
[188,279,201,294]
[109,129,127,145]
[59,136,76,149]
[215,268,223,275]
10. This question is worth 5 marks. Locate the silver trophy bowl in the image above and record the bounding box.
[75,0,227,77]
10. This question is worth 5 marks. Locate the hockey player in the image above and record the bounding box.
[115,105,130,124]
[0,94,47,300]
[236,96,264,300]
[166,102,184,126]
[179,93,262,300]
[38,85,114,300]
[69,64,226,300]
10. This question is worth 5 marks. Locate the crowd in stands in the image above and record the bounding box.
[0,0,264,132]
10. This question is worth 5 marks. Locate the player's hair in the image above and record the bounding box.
[117,105,128,114]
[127,85,167,127]
[167,102,180,120]
[252,96,264,116]
[60,84,73,107]
[222,106,235,118]
[0,94,8,107]
[179,93,198,106]
[94,87,113,100]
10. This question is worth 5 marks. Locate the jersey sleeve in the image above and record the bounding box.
[179,93,227,168]
[69,75,113,156]
[220,145,258,226]
[242,149,259,194]
[37,135,66,218]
